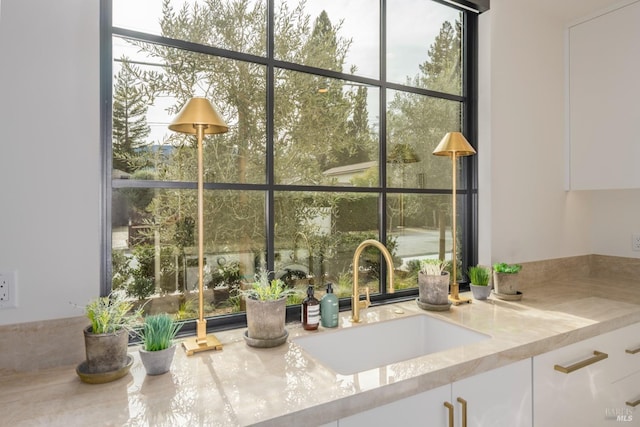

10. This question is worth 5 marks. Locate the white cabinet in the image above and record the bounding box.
[452,358,532,427]
[567,1,640,190]
[338,358,532,427]
[533,323,640,426]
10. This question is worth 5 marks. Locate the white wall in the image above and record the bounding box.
[479,0,593,264]
[0,0,101,325]
[590,190,640,257]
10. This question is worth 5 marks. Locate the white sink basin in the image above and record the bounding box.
[293,314,489,375]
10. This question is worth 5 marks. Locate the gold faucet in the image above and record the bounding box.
[351,239,395,323]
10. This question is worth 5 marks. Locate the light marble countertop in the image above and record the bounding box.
[3,276,640,427]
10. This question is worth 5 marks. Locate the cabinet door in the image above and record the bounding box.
[452,358,532,427]
[533,333,612,426]
[338,383,450,427]
[602,323,640,382]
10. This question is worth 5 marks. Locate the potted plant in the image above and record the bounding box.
[468,265,491,300]
[78,290,142,382]
[137,313,182,375]
[417,259,450,309]
[492,263,523,297]
[240,269,296,348]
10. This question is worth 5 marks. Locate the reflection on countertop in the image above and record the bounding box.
[3,267,640,426]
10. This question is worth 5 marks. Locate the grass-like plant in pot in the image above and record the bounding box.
[492,262,523,296]
[417,259,450,307]
[81,290,142,378]
[240,269,296,348]
[138,313,182,375]
[468,265,492,300]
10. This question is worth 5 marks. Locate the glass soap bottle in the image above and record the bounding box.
[302,285,320,330]
[320,283,339,328]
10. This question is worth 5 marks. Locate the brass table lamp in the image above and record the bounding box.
[433,132,476,305]
[169,97,228,355]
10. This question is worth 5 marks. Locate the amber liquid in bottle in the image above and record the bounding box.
[302,285,320,330]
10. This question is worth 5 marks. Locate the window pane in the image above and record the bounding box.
[386,89,461,189]
[387,1,462,95]
[274,191,390,296]
[112,188,266,317]
[387,193,453,289]
[112,37,267,184]
[275,0,379,79]
[274,70,379,186]
[113,0,267,57]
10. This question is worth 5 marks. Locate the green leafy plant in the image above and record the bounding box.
[138,313,182,352]
[419,259,449,276]
[175,296,198,320]
[240,269,297,301]
[84,290,142,334]
[493,263,522,274]
[468,266,490,286]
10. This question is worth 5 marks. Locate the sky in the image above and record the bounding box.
[112,0,460,143]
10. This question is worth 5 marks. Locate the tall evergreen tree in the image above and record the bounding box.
[112,61,151,174]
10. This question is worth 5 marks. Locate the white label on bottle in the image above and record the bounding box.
[307,304,320,325]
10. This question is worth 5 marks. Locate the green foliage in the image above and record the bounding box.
[493,263,522,274]
[112,61,151,174]
[175,296,198,320]
[468,266,490,286]
[419,259,449,275]
[111,250,132,291]
[127,276,155,301]
[138,313,181,352]
[84,290,142,334]
[240,269,297,301]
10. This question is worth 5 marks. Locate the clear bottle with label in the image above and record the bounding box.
[320,283,339,328]
[302,285,320,330]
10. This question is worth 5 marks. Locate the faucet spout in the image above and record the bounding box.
[351,239,395,323]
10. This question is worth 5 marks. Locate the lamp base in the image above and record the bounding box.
[449,282,472,305]
[449,295,472,305]
[182,335,223,356]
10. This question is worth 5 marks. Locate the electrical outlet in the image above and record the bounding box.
[0,271,17,308]
[632,234,640,251]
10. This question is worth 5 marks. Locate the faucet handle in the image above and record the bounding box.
[357,286,371,309]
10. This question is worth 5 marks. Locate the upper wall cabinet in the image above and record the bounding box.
[568,1,640,190]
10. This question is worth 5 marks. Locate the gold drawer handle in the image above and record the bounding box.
[554,351,608,373]
[444,402,454,427]
[457,397,468,427]
[625,346,640,355]
[626,398,640,408]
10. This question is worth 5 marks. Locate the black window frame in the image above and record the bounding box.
[100,0,482,332]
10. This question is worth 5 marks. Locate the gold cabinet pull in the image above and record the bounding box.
[626,398,640,407]
[625,346,640,355]
[444,402,454,427]
[457,397,468,427]
[554,351,608,373]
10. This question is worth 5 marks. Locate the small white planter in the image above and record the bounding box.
[470,284,492,300]
[139,345,176,375]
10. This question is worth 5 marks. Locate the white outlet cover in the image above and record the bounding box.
[0,271,17,308]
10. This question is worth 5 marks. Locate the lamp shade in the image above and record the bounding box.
[168,97,229,135]
[432,132,476,157]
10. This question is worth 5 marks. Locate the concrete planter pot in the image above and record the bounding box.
[245,296,287,347]
[418,271,450,305]
[493,272,520,295]
[83,326,129,374]
[139,345,176,375]
[470,284,492,300]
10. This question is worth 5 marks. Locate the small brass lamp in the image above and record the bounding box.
[433,132,476,305]
[169,97,228,355]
